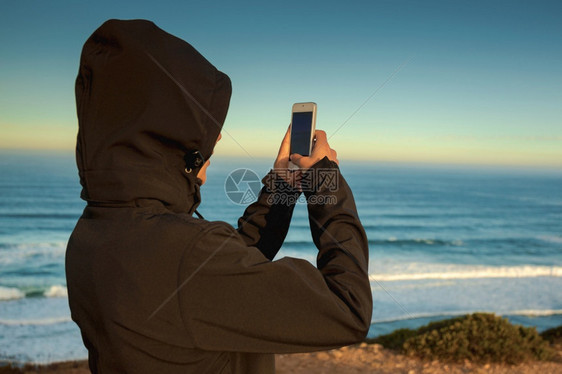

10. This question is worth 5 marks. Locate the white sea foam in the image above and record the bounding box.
[370,265,562,282]
[371,309,562,324]
[0,316,72,326]
[43,285,68,298]
[0,241,67,251]
[0,242,67,265]
[508,309,562,317]
[539,235,562,244]
[0,285,68,300]
[0,286,25,300]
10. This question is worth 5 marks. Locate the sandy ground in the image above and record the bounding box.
[5,343,562,373]
[276,343,562,374]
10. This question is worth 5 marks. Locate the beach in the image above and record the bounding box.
[5,342,562,373]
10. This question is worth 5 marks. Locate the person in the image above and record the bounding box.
[66,19,372,374]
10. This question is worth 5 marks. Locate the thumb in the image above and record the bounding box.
[290,153,304,167]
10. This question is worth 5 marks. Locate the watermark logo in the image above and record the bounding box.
[225,168,340,206]
[224,168,261,204]
[265,192,337,205]
[267,168,339,193]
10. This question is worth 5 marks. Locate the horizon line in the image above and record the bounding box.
[1,147,561,173]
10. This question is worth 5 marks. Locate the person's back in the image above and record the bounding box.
[66,19,372,374]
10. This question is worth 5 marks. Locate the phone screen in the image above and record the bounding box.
[290,112,313,156]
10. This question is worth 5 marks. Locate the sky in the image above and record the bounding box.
[1,0,561,168]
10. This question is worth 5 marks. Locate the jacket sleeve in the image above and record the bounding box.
[178,157,372,353]
[236,170,301,260]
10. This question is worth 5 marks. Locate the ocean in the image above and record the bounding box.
[1,151,561,364]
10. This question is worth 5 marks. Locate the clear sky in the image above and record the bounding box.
[1,0,561,168]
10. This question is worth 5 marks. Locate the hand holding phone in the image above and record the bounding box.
[290,130,338,169]
[289,102,317,169]
[274,103,338,185]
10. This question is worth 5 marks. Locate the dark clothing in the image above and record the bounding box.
[66,19,372,374]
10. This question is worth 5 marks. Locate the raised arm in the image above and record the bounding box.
[236,127,300,260]
[236,171,300,260]
[178,130,372,353]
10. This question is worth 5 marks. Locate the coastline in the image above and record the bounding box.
[3,343,561,374]
[1,155,561,371]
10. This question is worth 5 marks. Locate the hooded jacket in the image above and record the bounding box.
[66,19,372,374]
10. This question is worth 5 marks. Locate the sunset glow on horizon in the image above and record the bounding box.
[1,1,561,169]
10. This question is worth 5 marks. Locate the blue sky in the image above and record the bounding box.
[1,0,561,167]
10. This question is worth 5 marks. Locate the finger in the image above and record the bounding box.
[331,149,339,165]
[313,130,328,145]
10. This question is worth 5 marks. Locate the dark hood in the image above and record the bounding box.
[75,19,231,214]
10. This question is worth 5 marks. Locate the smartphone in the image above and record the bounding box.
[289,102,317,169]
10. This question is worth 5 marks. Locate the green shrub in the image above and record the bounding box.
[402,313,554,364]
[541,325,562,344]
[367,313,555,364]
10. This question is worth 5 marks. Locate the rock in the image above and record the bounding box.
[332,350,343,359]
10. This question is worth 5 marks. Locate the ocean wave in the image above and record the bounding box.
[284,237,466,247]
[539,235,562,244]
[0,286,25,300]
[43,285,68,298]
[0,285,68,301]
[0,242,67,266]
[509,309,562,317]
[369,238,464,246]
[0,242,67,251]
[0,316,72,326]
[0,212,79,219]
[363,224,444,231]
[370,265,562,281]
[370,309,562,325]
[376,214,435,219]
